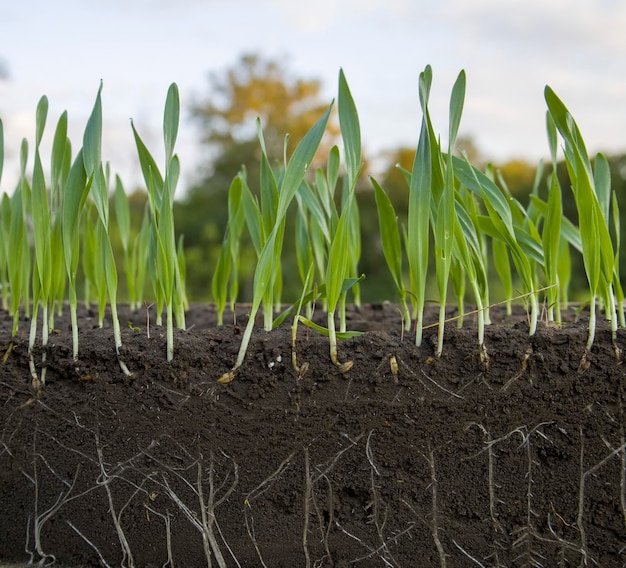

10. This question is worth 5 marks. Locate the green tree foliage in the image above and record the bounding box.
[176,54,339,299]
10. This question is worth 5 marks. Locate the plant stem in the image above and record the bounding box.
[70,303,79,360]
[328,311,339,366]
[587,295,596,351]
[28,302,40,389]
[325,311,353,372]
[471,281,486,347]
[166,302,174,362]
[41,303,48,386]
[436,304,446,358]
[235,314,256,371]
[110,302,132,376]
[339,293,347,333]
[414,302,425,347]
[528,289,538,336]
[608,286,618,343]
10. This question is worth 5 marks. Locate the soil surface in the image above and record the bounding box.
[1,302,625,567]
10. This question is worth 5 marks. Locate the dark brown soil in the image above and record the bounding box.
[1,302,625,567]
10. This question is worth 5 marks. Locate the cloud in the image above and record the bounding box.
[441,0,626,54]
[269,0,410,31]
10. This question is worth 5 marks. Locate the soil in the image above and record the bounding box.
[1,302,625,567]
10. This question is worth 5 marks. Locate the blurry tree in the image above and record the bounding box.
[496,159,537,198]
[376,147,415,217]
[192,53,337,168]
[455,135,483,166]
[175,54,339,300]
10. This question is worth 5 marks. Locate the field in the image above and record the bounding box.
[1,302,625,567]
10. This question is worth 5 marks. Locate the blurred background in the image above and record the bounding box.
[1,0,626,303]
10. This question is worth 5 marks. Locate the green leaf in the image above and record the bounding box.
[326,145,341,204]
[131,121,164,198]
[338,69,361,185]
[31,149,50,295]
[545,85,614,298]
[542,171,562,305]
[114,175,131,252]
[272,275,364,329]
[275,104,333,223]
[407,117,431,336]
[50,111,69,194]
[371,176,404,293]
[594,153,611,224]
[546,112,558,165]
[242,179,263,256]
[62,149,90,278]
[83,83,102,176]
[448,70,466,150]
[325,203,352,312]
[453,156,515,235]
[297,316,364,340]
[35,96,49,147]
[163,83,179,163]
[297,180,330,244]
[253,104,333,306]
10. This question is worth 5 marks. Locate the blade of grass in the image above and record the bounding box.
[62,149,91,359]
[83,82,131,375]
[324,69,361,368]
[545,86,616,348]
[433,69,465,356]
[371,176,410,330]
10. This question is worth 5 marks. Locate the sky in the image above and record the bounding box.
[1,0,625,197]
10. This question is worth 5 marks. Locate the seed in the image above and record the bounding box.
[389,354,398,382]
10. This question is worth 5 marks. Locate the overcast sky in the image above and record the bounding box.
[1,0,625,196]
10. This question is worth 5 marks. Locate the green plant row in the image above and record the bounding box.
[0,67,623,388]
[0,82,187,390]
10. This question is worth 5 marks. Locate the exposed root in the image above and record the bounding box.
[621,423,626,532]
[117,356,132,377]
[243,451,295,567]
[577,426,626,565]
[138,443,240,568]
[196,452,239,568]
[420,369,464,400]
[303,448,312,568]
[2,341,14,364]
[142,507,174,568]
[23,429,85,567]
[463,424,504,541]
[365,430,401,567]
[95,432,136,568]
[425,444,447,568]
[67,521,112,568]
[452,539,487,567]
[510,422,543,568]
